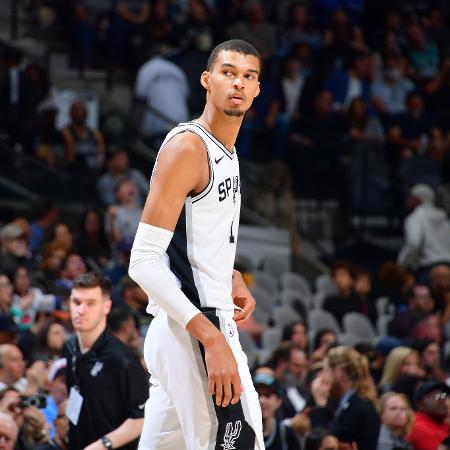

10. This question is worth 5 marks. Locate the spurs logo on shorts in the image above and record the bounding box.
[221,420,242,450]
[226,322,234,337]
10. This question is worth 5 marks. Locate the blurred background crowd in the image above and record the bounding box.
[1,0,450,449]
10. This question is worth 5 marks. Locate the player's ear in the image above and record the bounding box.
[254,81,260,98]
[200,71,210,90]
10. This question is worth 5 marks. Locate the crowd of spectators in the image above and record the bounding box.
[0,0,450,449]
[236,253,450,449]
[1,0,450,209]
[0,202,449,448]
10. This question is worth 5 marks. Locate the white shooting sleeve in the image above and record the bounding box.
[128,222,201,328]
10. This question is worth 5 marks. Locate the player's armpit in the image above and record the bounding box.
[141,132,209,231]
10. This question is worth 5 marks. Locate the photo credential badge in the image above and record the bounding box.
[67,387,84,425]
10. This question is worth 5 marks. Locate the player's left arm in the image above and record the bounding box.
[232,269,256,324]
[83,418,144,450]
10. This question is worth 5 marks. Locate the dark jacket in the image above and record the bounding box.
[311,392,380,450]
[64,329,148,450]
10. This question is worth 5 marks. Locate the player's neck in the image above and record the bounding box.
[197,108,242,152]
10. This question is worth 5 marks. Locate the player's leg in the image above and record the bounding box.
[215,311,265,450]
[142,310,219,450]
[139,376,186,450]
[139,314,187,450]
[142,309,264,450]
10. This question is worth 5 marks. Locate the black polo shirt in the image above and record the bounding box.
[64,328,149,450]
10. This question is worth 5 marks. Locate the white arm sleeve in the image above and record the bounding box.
[129,222,201,328]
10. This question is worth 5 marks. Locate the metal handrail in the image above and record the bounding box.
[0,175,40,201]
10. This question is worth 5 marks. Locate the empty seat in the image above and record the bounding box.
[309,309,341,334]
[252,305,271,325]
[260,255,290,281]
[261,327,283,355]
[281,272,312,298]
[311,291,327,310]
[375,296,395,318]
[252,271,279,297]
[272,306,301,329]
[376,315,392,336]
[279,289,310,319]
[238,330,257,367]
[343,312,376,340]
[315,273,337,296]
[249,286,275,314]
[338,332,370,346]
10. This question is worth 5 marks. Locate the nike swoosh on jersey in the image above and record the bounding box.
[215,155,224,164]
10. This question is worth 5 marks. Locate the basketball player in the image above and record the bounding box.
[128,40,264,450]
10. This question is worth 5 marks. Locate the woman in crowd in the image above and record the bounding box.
[282,321,309,353]
[76,208,111,268]
[32,242,67,295]
[311,346,380,450]
[377,392,414,450]
[34,320,68,362]
[11,266,57,331]
[379,346,424,393]
[310,328,337,363]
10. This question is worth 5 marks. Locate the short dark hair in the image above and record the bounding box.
[313,328,336,350]
[281,321,306,342]
[108,306,137,332]
[331,261,355,278]
[304,428,332,450]
[207,39,261,71]
[72,272,112,296]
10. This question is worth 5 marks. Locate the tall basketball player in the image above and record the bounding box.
[129,40,264,450]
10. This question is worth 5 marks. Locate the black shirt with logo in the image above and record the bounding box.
[64,329,149,450]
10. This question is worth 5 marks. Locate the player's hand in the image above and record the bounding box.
[186,313,243,407]
[233,296,256,324]
[204,335,243,407]
[232,270,256,324]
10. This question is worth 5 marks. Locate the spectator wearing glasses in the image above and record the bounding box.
[254,373,301,450]
[408,380,450,450]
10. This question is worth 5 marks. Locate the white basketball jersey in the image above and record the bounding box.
[149,121,241,313]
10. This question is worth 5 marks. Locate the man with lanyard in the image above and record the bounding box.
[64,272,148,450]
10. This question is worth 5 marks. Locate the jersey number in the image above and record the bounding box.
[229,220,235,244]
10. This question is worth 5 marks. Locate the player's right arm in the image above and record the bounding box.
[129,132,242,407]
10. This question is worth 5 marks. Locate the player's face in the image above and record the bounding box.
[202,50,260,117]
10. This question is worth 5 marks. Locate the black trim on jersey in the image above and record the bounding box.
[189,122,235,160]
[166,206,202,309]
[198,309,257,450]
[192,151,214,203]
